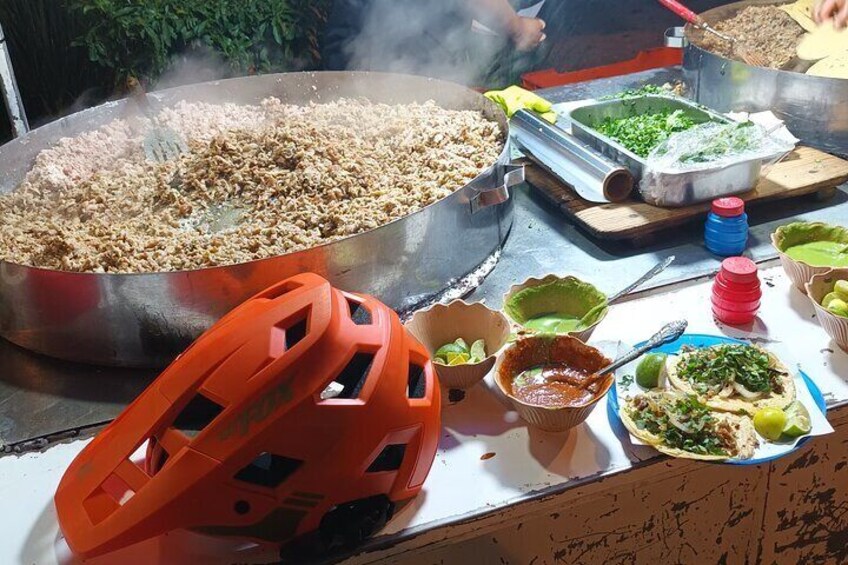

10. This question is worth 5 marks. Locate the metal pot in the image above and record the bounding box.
[0,71,520,367]
[672,0,848,156]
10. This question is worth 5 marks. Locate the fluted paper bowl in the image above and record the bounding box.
[406,300,511,390]
[502,274,608,343]
[805,269,848,353]
[772,222,848,293]
[493,334,613,432]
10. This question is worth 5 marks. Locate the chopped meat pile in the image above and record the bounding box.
[696,5,805,69]
[0,98,502,273]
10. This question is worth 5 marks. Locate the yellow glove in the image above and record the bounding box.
[484,85,557,124]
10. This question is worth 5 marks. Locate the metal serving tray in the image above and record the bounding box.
[568,95,762,207]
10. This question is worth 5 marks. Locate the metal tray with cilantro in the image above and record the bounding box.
[567,94,767,207]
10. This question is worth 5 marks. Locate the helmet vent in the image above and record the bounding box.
[284,317,309,350]
[366,444,407,473]
[172,393,225,438]
[234,452,303,488]
[347,299,372,325]
[407,364,427,399]
[325,352,375,400]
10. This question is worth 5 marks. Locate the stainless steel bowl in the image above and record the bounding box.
[0,71,519,367]
[679,0,848,156]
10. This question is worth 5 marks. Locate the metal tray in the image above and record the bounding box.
[568,95,762,207]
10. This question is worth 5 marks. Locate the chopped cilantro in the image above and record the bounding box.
[678,344,778,396]
[619,374,634,388]
[630,394,729,456]
[594,109,697,158]
[601,85,669,100]
[671,121,758,164]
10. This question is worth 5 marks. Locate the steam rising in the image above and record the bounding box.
[326,0,509,85]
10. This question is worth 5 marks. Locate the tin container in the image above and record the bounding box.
[677,0,848,157]
[568,95,766,207]
[0,71,519,367]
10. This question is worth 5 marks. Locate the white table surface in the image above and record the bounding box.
[2,263,846,565]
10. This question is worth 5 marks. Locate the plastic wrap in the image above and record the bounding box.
[640,121,796,206]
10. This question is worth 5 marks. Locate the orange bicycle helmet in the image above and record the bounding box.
[55,273,441,559]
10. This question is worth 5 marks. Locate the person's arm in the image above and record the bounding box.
[815,0,848,28]
[467,0,547,51]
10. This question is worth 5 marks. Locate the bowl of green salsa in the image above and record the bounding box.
[772,221,848,293]
[502,274,608,342]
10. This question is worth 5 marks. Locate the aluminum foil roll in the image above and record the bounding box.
[511,109,634,203]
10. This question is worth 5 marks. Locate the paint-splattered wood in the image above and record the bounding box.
[352,406,848,565]
[525,146,848,244]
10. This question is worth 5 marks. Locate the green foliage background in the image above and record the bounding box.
[0,0,328,141]
[69,0,328,85]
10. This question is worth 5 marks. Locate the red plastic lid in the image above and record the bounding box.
[711,197,745,217]
[712,284,762,303]
[714,273,762,294]
[719,256,759,283]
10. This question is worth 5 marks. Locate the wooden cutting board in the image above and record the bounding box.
[525,146,848,245]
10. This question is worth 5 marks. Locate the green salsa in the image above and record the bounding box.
[785,240,848,267]
[523,313,584,334]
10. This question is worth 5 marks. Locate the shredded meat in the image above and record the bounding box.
[715,421,739,455]
[0,98,502,273]
[696,5,805,69]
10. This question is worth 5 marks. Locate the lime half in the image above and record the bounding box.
[635,353,667,388]
[783,401,812,438]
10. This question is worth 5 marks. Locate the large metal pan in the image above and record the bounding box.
[0,71,519,367]
[678,0,848,156]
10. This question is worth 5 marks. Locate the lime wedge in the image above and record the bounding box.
[447,352,470,366]
[454,338,469,352]
[635,353,667,388]
[435,342,466,360]
[783,400,812,438]
[835,279,848,300]
[469,339,487,363]
[821,292,841,309]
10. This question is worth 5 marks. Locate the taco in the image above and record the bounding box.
[662,344,795,416]
[621,390,758,461]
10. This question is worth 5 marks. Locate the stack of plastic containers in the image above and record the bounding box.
[704,197,749,257]
[712,257,761,325]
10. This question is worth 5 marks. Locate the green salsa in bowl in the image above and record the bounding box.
[503,275,608,342]
[772,222,848,292]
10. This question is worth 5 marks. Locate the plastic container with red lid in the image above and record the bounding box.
[712,256,761,325]
[705,197,748,257]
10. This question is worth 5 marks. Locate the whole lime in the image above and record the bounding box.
[753,407,787,441]
[635,353,667,388]
[827,298,848,318]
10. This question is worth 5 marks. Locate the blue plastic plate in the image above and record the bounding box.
[607,334,826,465]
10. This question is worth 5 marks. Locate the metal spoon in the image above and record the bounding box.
[127,77,188,163]
[578,255,676,328]
[581,319,688,390]
[656,0,769,67]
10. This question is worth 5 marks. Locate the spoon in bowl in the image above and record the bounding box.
[580,319,688,391]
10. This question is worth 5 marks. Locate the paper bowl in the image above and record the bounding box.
[493,334,613,432]
[772,222,848,293]
[805,269,848,353]
[502,274,608,342]
[406,300,511,390]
